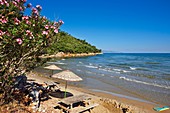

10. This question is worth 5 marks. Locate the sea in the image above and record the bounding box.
[47,53,170,105]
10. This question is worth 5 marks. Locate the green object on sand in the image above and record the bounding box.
[153,106,169,112]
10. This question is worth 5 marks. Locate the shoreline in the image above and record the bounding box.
[27,71,170,113]
[39,52,103,58]
[48,53,170,106]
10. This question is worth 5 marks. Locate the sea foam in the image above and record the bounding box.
[84,65,98,69]
[119,76,170,89]
[130,67,137,70]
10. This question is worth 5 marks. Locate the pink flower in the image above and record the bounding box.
[6,3,9,7]
[54,22,58,25]
[26,30,31,35]
[54,29,58,33]
[32,7,39,15]
[42,31,48,35]
[16,38,22,45]
[26,30,31,33]
[19,6,23,11]
[0,0,8,6]
[0,1,4,5]
[2,19,7,23]
[14,18,20,25]
[22,16,31,24]
[0,30,5,36]
[12,1,17,6]
[59,20,64,24]
[50,26,55,29]
[26,20,31,24]
[26,30,34,39]
[22,16,29,20]
[32,7,36,11]
[0,30,3,36]
[0,16,8,23]
[22,0,27,3]
[0,0,9,7]
[44,25,49,29]
[16,0,20,3]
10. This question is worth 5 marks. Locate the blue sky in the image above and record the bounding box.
[26,0,170,53]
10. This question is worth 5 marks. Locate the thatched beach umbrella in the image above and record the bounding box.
[51,70,82,98]
[44,65,62,76]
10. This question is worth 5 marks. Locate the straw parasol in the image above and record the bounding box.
[44,65,62,76]
[51,70,82,98]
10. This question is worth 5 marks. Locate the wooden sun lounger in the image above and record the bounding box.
[44,81,60,91]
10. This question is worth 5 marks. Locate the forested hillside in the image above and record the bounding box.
[46,31,101,54]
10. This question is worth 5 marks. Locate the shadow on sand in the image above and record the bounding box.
[49,91,73,98]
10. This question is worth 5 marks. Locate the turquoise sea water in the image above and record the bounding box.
[48,53,170,105]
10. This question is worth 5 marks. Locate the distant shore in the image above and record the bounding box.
[39,52,103,58]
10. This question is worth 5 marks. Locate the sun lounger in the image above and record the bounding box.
[44,81,60,91]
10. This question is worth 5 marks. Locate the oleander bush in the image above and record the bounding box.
[0,0,63,104]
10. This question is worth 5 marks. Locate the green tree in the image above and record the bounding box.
[45,31,101,54]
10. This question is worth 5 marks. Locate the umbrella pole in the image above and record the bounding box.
[64,81,67,98]
[49,70,53,77]
[51,70,53,77]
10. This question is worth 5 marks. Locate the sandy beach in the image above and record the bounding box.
[26,71,170,113]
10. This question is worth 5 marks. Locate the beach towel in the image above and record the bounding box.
[153,106,169,112]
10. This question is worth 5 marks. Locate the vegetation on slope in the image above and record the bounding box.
[46,31,102,54]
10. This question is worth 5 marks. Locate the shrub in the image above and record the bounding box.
[0,0,63,104]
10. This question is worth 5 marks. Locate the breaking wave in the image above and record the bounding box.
[84,65,98,69]
[119,76,170,89]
